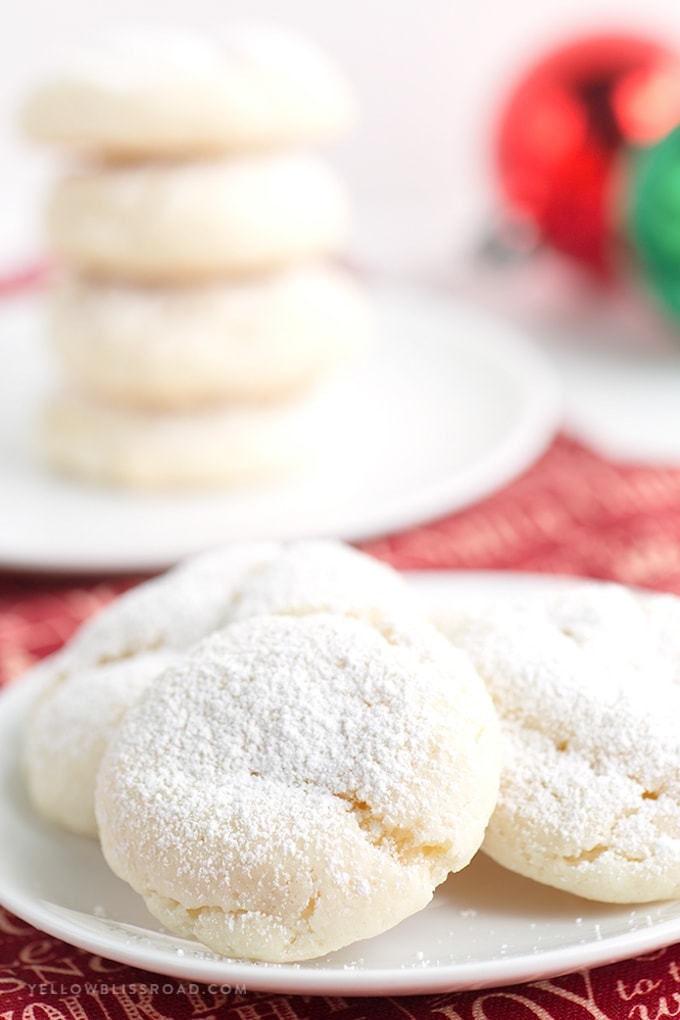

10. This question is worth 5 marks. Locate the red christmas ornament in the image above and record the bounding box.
[495,33,680,276]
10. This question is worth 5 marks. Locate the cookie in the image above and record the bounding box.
[436,582,680,903]
[23,541,278,836]
[46,154,350,282]
[23,540,425,836]
[23,652,176,836]
[47,265,371,409]
[21,26,355,156]
[229,537,423,624]
[95,611,501,962]
[39,382,333,488]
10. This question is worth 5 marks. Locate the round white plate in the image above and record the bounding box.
[2,570,680,997]
[0,286,560,574]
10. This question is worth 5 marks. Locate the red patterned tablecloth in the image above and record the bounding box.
[2,433,680,1020]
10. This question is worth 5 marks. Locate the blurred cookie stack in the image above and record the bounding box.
[21,27,371,487]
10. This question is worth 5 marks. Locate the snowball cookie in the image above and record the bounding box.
[21,26,355,157]
[23,541,278,836]
[47,265,371,410]
[95,611,501,962]
[23,539,424,836]
[68,539,424,663]
[230,536,423,625]
[40,382,332,488]
[24,652,176,835]
[46,154,350,282]
[437,582,680,903]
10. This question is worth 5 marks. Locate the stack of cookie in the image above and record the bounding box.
[21,27,371,487]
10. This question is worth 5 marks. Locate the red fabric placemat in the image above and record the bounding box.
[2,432,680,1019]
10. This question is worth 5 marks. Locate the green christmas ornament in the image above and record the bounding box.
[628,125,680,319]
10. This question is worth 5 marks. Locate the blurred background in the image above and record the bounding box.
[3,0,680,282]
[7,0,680,483]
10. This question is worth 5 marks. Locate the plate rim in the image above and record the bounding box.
[2,570,680,996]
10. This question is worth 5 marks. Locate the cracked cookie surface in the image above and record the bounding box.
[21,26,356,156]
[436,582,680,903]
[95,611,500,962]
[23,540,424,836]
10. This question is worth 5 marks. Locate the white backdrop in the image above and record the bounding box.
[2,0,680,280]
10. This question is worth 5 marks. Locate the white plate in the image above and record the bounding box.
[0,286,560,574]
[2,570,680,997]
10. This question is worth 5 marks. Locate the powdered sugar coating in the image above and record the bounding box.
[23,540,423,836]
[40,379,339,488]
[24,651,176,836]
[65,541,279,664]
[47,266,371,409]
[22,541,277,836]
[96,612,501,962]
[46,154,350,283]
[21,26,356,155]
[231,538,425,624]
[436,582,680,902]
